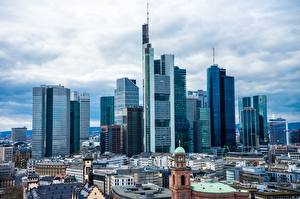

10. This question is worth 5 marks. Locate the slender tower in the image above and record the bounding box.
[143,3,155,152]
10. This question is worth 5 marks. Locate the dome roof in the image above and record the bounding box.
[174,147,185,154]
[191,180,238,194]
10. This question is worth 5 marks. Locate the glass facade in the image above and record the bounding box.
[253,95,268,144]
[114,78,139,125]
[79,93,90,141]
[122,107,143,157]
[269,118,287,145]
[207,65,235,149]
[70,100,80,154]
[32,85,70,158]
[240,107,258,151]
[187,90,210,153]
[100,96,114,126]
[174,66,189,151]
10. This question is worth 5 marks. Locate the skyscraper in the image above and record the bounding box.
[238,96,252,129]
[32,85,70,159]
[240,107,259,151]
[100,96,114,126]
[253,95,268,144]
[153,54,175,153]
[11,127,27,142]
[174,66,189,151]
[79,93,90,142]
[142,17,155,153]
[142,9,175,153]
[114,78,139,125]
[187,90,210,153]
[269,118,287,145]
[207,65,235,149]
[70,92,80,154]
[122,106,143,157]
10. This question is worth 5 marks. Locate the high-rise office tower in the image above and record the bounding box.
[114,78,139,125]
[207,65,235,149]
[11,127,27,142]
[142,15,155,153]
[153,55,175,153]
[122,107,143,157]
[238,97,252,128]
[253,95,268,144]
[70,91,80,154]
[100,96,114,126]
[187,90,210,153]
[32,85,70,159]
[269,118,287,145]
[142,9,175,153]
[79,93,90,142]
[240,107,259,151]
[101,125,123,154]
[174,66,189,151]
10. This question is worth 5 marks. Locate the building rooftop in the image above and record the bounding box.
[191,180,238,194]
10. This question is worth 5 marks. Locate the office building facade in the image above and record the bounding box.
[122,107,143,157]
[269,118,287,145]
[114,78,139,125]
[187,90,210,153]
[11,127,27,142]
[153,55,175,153]
[174,66,189,151]
[79,93,90,141]
[100,96,114,126]
[70,92,80,154]
[253,95,268,144]
[142,18,175,153]
[207,65,235,149]
[32,85,70,158]
[240,107,259,150]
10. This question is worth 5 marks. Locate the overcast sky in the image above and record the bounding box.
[0,0,299,131]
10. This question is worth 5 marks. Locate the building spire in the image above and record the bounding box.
[213,47,215,65]
[147,2,149,25]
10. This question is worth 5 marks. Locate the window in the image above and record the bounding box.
[173,175,175,185]
[181,175,185,186]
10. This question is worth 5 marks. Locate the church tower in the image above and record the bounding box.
[169,146,191,199]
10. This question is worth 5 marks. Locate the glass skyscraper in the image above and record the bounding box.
[79,93,90,142]
[100,96,114,126]
[70,91,80,154]
[32,85,70,159]
[207,65,235,149]
[187,90,210,153]
[142,21,155,153]
[174,66,189,151]
[240,107,259,151]
[114,78,139,125]
[122,106,143,157]
[253,95,268,144]
[269,118,287,145]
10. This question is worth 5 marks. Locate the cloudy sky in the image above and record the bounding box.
[0,0,299,131]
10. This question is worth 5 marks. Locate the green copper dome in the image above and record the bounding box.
[191,180,238,194]
[174,147,185,154]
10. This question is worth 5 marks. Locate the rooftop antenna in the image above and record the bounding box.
[213,47,215,65]
[147,2,149,25]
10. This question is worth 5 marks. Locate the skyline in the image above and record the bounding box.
[0,0,300,131]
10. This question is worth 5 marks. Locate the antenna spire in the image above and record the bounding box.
[147,2,149,25]
[213,47,215,65]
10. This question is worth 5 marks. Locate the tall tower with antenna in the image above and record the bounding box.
[142,2,155,152]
